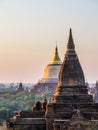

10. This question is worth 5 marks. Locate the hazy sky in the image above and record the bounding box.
[0,0,98,83]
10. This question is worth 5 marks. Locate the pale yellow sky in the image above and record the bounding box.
[0,0,98,83]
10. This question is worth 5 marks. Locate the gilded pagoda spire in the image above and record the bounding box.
[50,45,62,64]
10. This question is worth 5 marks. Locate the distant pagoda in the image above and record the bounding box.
[41,45,62,83]
[30,45,62,95]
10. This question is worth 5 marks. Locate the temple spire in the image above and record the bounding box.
[58,29,85,86]
[67,28,75,50]
[50,45,62,64]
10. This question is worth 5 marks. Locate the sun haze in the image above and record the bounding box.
[0,0,98,83]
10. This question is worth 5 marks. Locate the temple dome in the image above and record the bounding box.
[41,46,62,83]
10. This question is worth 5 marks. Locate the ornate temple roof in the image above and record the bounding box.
[58,29,85,86]
[50,46,62,64]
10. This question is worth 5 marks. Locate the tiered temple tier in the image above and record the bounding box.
[52,94,93,104]
[46,102,98,120]
[45,85,98,120]
[56,85,88,95]
[52,85,93,104]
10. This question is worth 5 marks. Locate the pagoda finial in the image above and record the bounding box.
[55,41,58,52]
[67,28,75,50]
[50,44,62,64]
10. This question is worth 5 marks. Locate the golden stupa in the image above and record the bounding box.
[50,46,62,64]
[41,46,62,83]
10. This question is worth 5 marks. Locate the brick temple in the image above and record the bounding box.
[6,29,98,130]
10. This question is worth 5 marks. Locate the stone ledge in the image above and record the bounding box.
[9,118,46,125]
